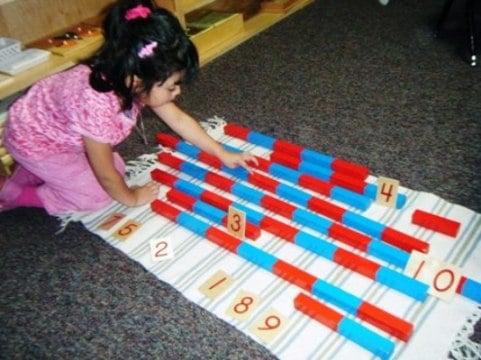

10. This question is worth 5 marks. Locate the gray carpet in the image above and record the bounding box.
[1,0,480,359]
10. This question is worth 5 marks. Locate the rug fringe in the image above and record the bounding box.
[201,116,227,139]
[450,306,481,359]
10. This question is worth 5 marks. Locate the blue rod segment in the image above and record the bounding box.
[365,183,377,199]
[367,239,410,269]
[270,163,301,184]
[193,201,225,224]
[294,232,336,260]
[298,162,332,181]
[177,212,210,238]
[302,149,334,169]
[331,186,371,211]
[177,142,200,159]
[277,183,311,207]
[376,267,429,301]
[221,165,249,180]
[397,193,408,208]
[248,131,276,149]
[338,318,394,360]
[232,183,264,206]
[461,278,481,303]
[230,202,264,226]
[312,280,363,314]
[292,208,332,234]
[222,143,242,153]
[180,162,208,181]
[343,212,385,239]
[175,179,204,198]
[237,242,277,272]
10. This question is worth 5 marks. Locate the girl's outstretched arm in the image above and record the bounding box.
[153,102,257,170]
[84,137,159,206]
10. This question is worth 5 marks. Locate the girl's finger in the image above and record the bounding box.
[239,159,253,173]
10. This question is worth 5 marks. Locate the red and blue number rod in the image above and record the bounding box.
[294,293,394,359]
[223,122,369,181]
[150,198,413,342]
[151,168,429,302]
[268,149,408,209]
[222,123,407,208]
[165,188,260,240]
[155,134,428,254]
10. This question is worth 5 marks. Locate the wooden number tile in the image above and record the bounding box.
[113,220,141,241]
[227,206,246,239]
[199,270,234,300]
[150,236,174,262]
[250,308,288,343]
[405,250,440,285]
[405,250,461,302]
[226,290,260,321]
[428,263,461,301]
[98,213,126,230]
[376,176,399,208]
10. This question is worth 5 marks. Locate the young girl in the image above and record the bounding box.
[0,0,255,215]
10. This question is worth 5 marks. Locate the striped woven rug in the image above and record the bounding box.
[66,119,481,360]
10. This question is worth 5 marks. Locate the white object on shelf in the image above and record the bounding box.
[0,48,50,75]
[0,37,22,63]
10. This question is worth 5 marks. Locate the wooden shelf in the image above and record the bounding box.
[198,0,313,66]
[0,0,313,100]
[0,38,102,99]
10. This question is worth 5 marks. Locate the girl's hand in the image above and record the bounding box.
[218,149,258,172]
[131,181,160,206]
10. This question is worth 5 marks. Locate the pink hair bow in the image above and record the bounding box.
[125,4,151,21]
[138,41,158,58]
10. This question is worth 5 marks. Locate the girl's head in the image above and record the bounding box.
[88,0,199,110]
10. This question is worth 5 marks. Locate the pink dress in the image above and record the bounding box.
[3,65,142,214]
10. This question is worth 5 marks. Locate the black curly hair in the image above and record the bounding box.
[87,0,199,110]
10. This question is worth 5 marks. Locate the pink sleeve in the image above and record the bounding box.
[70,86,124,144]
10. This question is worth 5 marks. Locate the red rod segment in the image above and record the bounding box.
[333,248,380,280]
[273,260,317,292]
[224,123,249,140]
[412,209,461,238]
[200,191,232,211]
[206,227,242,252]
[273,140,303,158]
[332,159,369,181]
[260,196,297,219]
[158,152,183,170]
[156,133,180,148]
[151,199,181,222]
[294,293,342,331]
[308,197,346,222]
[298,174,334,197]
[331,171,367,193]
[328,224,371,252]
[204,172,235,192]
[248,172,280,193]
[357,302,413,342]
[167,188,196,211]
[270,151,301,169]
[382,227,429,253]
[260,217,299,242]
[151,169,177,187]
